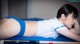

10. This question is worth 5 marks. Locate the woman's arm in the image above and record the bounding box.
[69,19,80,34]
[58,28,80,41]
[74,19,80,34]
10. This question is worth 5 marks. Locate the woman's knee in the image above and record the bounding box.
[0,18,20,39]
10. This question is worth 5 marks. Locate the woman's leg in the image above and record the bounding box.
[0,18,20,39]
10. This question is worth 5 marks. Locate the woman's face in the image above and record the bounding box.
[63,13,75,29]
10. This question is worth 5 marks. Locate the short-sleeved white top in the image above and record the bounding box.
[36,17,68,39]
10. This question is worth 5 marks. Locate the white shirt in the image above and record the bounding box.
[36,17,68,39]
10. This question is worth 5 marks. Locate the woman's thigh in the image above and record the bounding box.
[0,18,20,39]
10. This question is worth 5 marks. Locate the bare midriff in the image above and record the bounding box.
[24,21,38,36]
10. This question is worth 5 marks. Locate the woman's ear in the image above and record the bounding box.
[61,14,65,20]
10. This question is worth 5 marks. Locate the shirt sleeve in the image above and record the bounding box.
[51,19,68,32]
[55,25,68,32]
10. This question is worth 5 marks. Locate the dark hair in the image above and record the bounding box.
[57,4,79,19]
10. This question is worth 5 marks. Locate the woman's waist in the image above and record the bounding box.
[24,21,38,36]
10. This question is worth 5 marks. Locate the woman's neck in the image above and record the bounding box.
[58,18,64,23]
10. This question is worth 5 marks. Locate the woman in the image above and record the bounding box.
[0,4,80,41]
